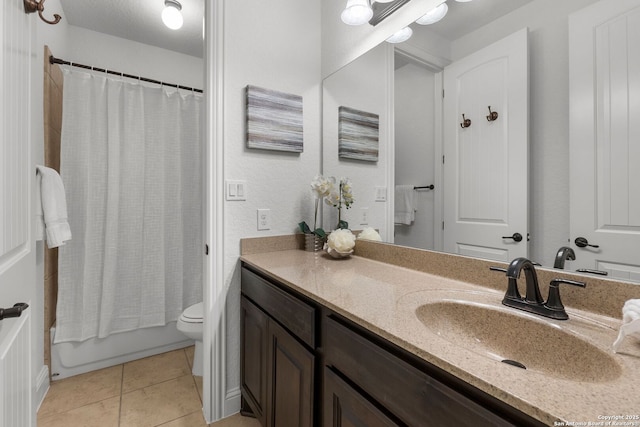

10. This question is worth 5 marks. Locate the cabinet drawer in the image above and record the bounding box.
[242,267,316,348]
[324,367,399,427]
[324,315,516,427]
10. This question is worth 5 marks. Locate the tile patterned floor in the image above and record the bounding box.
[37,346,260,427]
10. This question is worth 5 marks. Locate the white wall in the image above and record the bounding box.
[394,62,436,250]
[221,0,322,412]
[322,43,392,239]
[449,0,600,265]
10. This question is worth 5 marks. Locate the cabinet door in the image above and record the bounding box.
[324,367,398,427]
[241,297,268,426]
[268,320,314,427]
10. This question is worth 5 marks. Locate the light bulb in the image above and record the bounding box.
[341,0,373,26]
[162,0,183,30]
[386,26,413,43]
[416,2,448,25]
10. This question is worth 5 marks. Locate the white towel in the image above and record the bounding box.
[36,165,72,248]
[612,299,640,353]
[394,185,415,225]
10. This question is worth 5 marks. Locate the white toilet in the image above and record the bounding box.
[177,302,203,376]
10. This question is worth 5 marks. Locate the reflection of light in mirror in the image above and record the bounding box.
[341,0,374,25]
[416,2,448,25]
[386,26,413,43]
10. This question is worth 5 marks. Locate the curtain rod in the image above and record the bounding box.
[49,55,203,94]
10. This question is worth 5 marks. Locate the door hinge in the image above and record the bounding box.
[442,221,445,230]
[205,244,209,255]
[442,89,445,98]
[442,155,445,164]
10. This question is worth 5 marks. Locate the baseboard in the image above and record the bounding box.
[35,365,50,411]
[224,387,241,418]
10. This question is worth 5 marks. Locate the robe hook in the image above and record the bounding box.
[460,114,471,129]
[23,0,62,25]
[486,106,499,122]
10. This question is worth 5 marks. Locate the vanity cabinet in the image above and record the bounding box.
[323,366,398,427]
[322,314,536,427]
[241,264,545,427]
[241,267,316,427]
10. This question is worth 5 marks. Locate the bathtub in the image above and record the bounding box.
[50,322,193,380]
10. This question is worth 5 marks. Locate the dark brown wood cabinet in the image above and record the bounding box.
[268,319,314,427]
[323,367,398,427]
[240,297,269,426]
[241,264,545,427]
[241,267,316,427]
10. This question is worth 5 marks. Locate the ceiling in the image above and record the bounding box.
[420,0,535,41]
[59,0,205,58]
[58,0,533,60]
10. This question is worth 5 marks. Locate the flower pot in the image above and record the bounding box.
[305,234,323,252]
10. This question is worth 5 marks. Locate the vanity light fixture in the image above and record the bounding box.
[341,0,374,26]
[455,0,473,2]
[162,0,183,30]
[415,1,448,25]
[386,26,413,43]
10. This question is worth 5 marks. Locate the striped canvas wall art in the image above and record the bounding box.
[246,85,304,153]
[338,106,379,162]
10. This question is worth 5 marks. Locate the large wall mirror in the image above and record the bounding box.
[323,0,640,284]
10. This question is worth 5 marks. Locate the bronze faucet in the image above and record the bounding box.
[491,257,586,320]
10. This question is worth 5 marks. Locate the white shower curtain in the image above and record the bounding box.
[55,68,203,343]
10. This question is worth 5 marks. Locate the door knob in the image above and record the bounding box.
[574,237,599,248]
[502,233,523,242]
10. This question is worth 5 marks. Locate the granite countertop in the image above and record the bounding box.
[240,249,640,426]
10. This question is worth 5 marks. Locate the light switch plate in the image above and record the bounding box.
[375,187,387,202]
[226,180,246,201]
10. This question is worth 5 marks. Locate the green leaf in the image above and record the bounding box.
[337,220,349,230]
[313,228,327,239]
[298,221,311,234]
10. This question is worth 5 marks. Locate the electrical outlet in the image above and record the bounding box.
[257,209,271,230]
[360,207,369,225]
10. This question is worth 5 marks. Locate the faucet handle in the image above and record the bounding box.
[545,278,586,318]
[490,266,522,301]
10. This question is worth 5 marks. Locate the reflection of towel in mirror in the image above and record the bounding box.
[394,185,415,225]
[36,165,72,248]
[612,299,640,353]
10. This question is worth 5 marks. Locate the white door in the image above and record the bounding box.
[443,28,529,262]
[569,0,640,282]
[0,0,35,425]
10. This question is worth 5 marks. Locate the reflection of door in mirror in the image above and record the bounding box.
[394,53,439,250]
[570,0,640,282]
[443,28,529,262]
